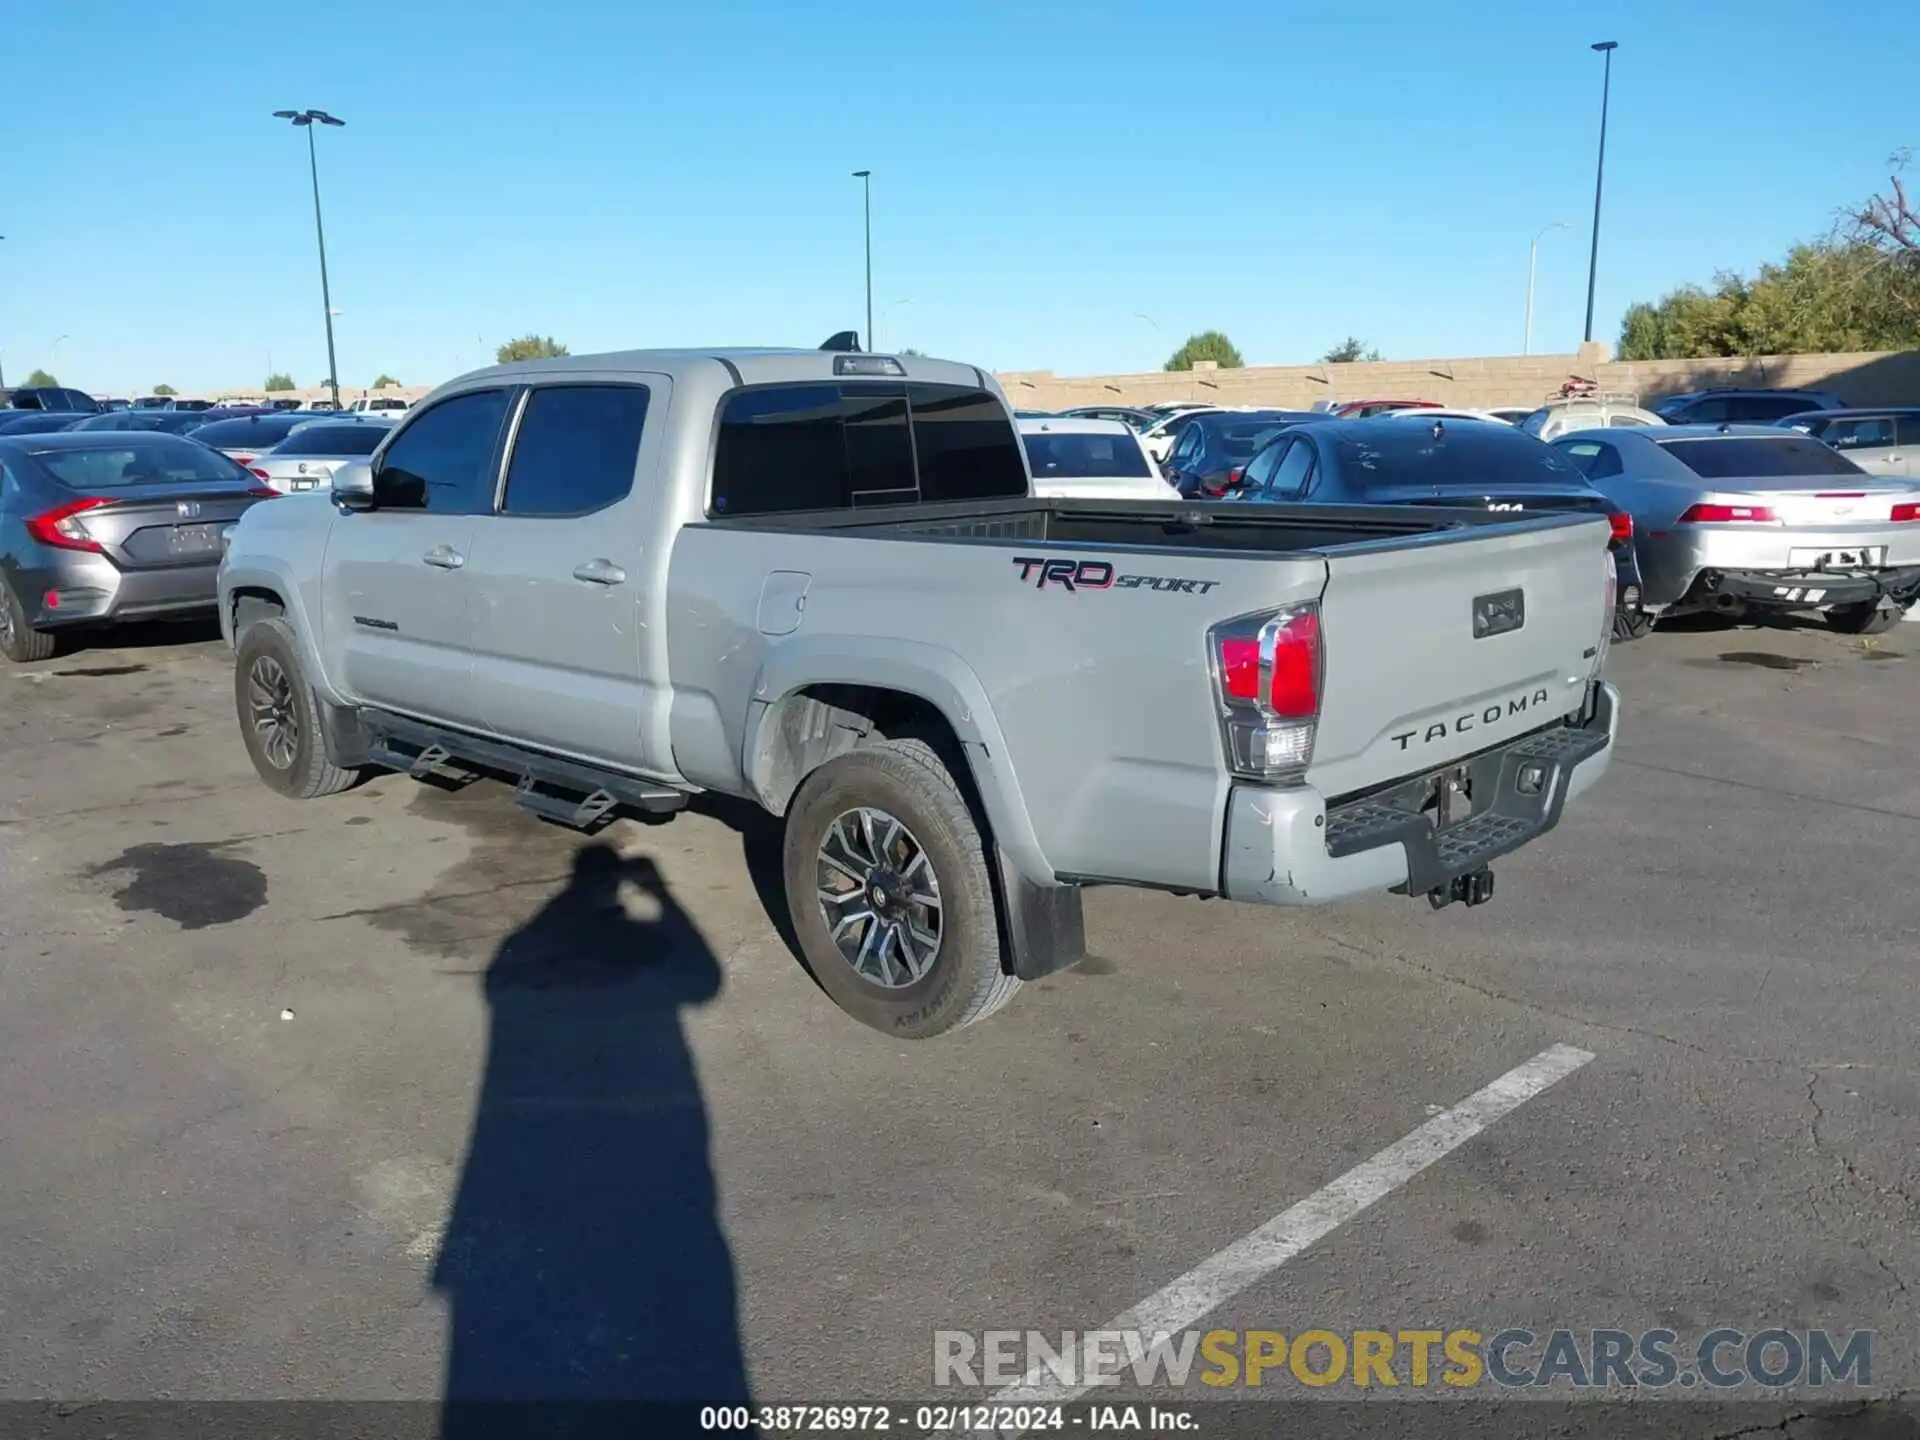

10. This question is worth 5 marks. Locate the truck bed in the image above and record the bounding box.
[702,496,1592,557]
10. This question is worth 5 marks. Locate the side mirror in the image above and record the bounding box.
[332,461,376,510]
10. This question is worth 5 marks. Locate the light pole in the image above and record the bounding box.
[1524,222,1570,355]
[1582,42,1619,345]
[0,234,7,391]
[273,108,346,410]
[852,170,873,351]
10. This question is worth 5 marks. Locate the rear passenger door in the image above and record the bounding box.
[463,379,667,769]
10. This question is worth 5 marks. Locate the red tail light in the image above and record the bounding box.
[1677,503,1778,524]
[248,466,271,480]
[1892,502,1920,523]
[231,454,256,468]
[25,496,110,552]
[1211,605,1323,781]
[1225,468,1244,490]
[1607,510,1633,543]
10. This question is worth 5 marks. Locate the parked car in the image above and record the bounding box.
[1139,406,1220,463]
[1225,417,1652,639]
[218,344,1618,1037]
[1552,424,1920,634]
[1651,388,1845,425]
[346,395,411,417]
[68,410,224,436]
[0,412,88,436]
[1774,408,1920,476]
[130,396,173,410]
[1017,417,1180,501]
[1055,405,1159,431]
[1485,407,1533,425]
[0,433,275,663]
[163,398,216,413]
[268,398,307,411]
[245,420,394,493]
[94,398,131,412]
[2,386,101,414]
[188,412,326,468]
[1330,399,1441,419]
[1518,394,1667,441]
[1161,410,1322,497]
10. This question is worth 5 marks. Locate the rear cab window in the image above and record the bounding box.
[710,382,1027,516]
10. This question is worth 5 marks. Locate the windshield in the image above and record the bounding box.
[31,440,251,489]
[1022,432,1150,479]
[1658,436,1862,480]
[1331,429,1587,486]
[270,423,390,457]
[1211,420,1294,462]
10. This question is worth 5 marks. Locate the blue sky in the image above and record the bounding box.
[4,0,1915,395]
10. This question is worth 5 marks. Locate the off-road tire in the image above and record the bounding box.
[0,580,56,664]
[234,618,358,799]
[1822,600,1904,636]
[782,737,1021,1038]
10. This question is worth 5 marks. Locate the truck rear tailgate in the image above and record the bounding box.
[1309,515,1612,799]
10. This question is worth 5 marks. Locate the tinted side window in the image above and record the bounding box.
[502,384,651,517]
[1239,437,1288,492]
[1824,416,1896,450]
[1268,439,1316,499]
[1898,417,1920,447]
[908,384,1026,502]
[374,389,510,512]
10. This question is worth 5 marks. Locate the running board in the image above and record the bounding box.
[358,711,691,830]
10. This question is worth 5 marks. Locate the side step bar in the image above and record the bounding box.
[357,710,690,832]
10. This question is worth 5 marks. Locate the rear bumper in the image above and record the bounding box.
[1642,525,1920,607]
[1221,680,1618,906]
[1690,564,1920,610]
[13,551,221,628]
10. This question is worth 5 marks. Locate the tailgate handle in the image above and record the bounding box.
[1473,588,1525,639]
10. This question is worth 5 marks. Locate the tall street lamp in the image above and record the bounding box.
[1582,42,1619,346]
[852,170,873,352]
[0,234,7,391]
[1525,222,1571,356]
[274,108,346,410]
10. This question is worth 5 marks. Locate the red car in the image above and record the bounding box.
[1330,398,1443,419]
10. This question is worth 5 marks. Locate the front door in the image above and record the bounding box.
[318,387,513,729]
[462,380,664,771]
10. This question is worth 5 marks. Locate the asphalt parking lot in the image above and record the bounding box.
[2,616,1917,1432]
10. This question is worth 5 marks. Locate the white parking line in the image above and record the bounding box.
[986,1042,1595,1409]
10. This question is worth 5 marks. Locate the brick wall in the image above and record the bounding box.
[992,346,1920,412]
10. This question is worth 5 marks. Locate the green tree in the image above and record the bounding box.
[495,335,569,363]
[152,383,177,396]
[264,372,295,392]
[1164,331,1243,371]
[24,368,59,387]
[371,373,401,388]
[1319,337,1381,363]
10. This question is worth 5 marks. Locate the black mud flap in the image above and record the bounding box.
[996,846,1087,981]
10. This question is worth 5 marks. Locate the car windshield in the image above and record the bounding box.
[1331,428,1587,486]
[1658,436,1862,479]
[30,440,250,489]
[270,423,390,457]
[1022,432,1151,479]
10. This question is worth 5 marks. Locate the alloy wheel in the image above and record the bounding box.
[815,806,943,988]
[247,655,299,770]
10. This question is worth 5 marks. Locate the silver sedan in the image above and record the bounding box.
[1552,424,1920,634]
[247,419,393,494]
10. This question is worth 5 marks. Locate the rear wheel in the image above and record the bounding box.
[1822,599,1903,636]
[1611,608,1654,642]
[0,580,56,664]
[234,618,358,798]
[782,738,1020,1039]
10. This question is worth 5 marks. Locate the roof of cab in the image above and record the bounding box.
[448,347,991,391]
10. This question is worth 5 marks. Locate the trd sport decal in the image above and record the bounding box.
[1012,556,1221,595]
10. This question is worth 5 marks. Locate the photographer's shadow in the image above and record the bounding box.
[434,843,750,1413]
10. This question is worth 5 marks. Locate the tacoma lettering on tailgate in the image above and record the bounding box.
[1390,687,1552,750]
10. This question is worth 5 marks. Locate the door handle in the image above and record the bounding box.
[572,558,627,586]
[422,545,465,570]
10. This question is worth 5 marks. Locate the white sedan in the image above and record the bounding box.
[1018,417,1181,501]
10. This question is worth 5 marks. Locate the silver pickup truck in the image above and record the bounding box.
[217,345,1621,1038]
